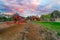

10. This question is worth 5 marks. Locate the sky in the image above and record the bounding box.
[0,0,60,17]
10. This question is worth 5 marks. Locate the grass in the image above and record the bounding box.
[33,21,60,36]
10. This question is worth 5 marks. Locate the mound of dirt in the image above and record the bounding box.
[0,23,60,40]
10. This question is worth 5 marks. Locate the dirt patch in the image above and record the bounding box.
[0,23,60,40]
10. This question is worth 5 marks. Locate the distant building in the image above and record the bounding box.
[55,18,60,22]
[26,16,40,21]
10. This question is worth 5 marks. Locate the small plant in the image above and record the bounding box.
[57,32,60,36]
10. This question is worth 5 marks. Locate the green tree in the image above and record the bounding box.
[50,10,60,21]
[40,14,50,21]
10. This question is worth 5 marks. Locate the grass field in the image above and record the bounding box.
[33,21,60,36]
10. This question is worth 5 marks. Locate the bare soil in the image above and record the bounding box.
[0,22,60,40]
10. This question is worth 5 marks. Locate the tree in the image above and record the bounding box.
[50,10,60,21]
[40,14,50,21]
[26,16,30,20]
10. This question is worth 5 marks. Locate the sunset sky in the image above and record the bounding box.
[0,0,60,17]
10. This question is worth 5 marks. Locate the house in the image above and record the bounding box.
[12,13,27,23]
[26,16,40,21]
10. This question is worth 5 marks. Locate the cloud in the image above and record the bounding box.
[36,0,60,14]
[0,4,12,13]
[0,0,60,16]
[30,0,42,6]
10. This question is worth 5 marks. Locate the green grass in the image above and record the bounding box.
[33,21,60,36]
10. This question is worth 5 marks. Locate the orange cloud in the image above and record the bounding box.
[3,12,14,15]
[16,8,24,13]
[30,0,41,6]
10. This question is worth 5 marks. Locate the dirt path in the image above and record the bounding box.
[0,23,59,40]
[0,22,14,30]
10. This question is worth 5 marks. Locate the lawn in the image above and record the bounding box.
[33,21,60,36]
